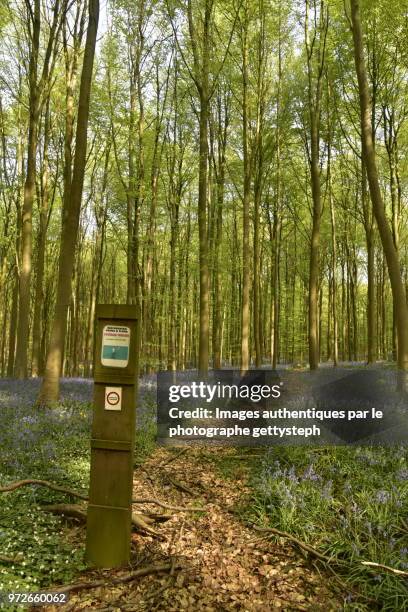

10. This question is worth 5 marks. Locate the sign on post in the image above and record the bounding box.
[101,325,130,367]
[104,387,122,411]
[85,305,139,568]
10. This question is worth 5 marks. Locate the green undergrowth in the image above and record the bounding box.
[240,446,408,611]
[0,395,157,607]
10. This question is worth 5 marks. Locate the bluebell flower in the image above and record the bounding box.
[376,490,390,504]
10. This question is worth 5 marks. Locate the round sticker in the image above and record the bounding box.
[106,391,120,406]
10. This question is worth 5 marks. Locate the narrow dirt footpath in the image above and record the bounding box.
[53,448,341,611]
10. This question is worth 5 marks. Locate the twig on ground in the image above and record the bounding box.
[159,448,189,467]
[361,561,408,577]
[0,554,23,564]
[132,497,204,512]
[0,479,88,500]
[49,562,182,595]
[137,466,155,486]
[139,556,178,607]
[221,454,265,460]
[1,478,202,516]
[164,475,195,496]
[137,512,172,522]
[253,523,405,605]
[131,512,163,537]
[321,561,378,604]
[251,524,338,564]
[41,504,87,522]
[42,503,165,537]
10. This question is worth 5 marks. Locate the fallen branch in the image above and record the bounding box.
[322,561,377,604]
[41,504,87,522]
[0,479,88,501]
[136,556,178,607]
[141,512,172,522]
[165,475,195,496]
[251,525,337,564]
[132,497,204,513]
[0,478,201,514]
[131,512,162,537]
[253,525,408,582]
[49,562,182,595]
[361,561,408,577]
[42,504,164,537]
[0,554,23,564]
[221,454,265,460]
[159,448,189,467]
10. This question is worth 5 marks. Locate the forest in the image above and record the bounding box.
[0,0,407,610]
[0,0,406,390]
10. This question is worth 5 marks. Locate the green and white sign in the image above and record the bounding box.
[101,325,130,368]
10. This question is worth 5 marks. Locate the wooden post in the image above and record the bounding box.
[86,304,138,567]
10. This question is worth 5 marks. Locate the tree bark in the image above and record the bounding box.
[305,0,328,371]
[212,91,228,370]
[361,161,376,363]
[14,0,41,378]
[350,0,408,385]
[15,0,63,378]
[38,0,99,404]
[31,100,54,376]
[240,2,251,375]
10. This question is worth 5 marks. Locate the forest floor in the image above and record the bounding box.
[0,370,407,611]
[44,447,341,611]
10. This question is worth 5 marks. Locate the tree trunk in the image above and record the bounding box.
[240,5,251,375]
[305,0,327,370]
[212,93,228,370]
[197,89,210,376]
[38,0,99,404]
[361,161,376,363]
[32,101,53,376]
[15,0,63,378]
[350,0,408,386]
[14,1,41,378]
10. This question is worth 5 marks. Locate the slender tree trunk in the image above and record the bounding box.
[14,1,41,378]
[308,121,322,369]
[168,218,178,371]
[240,5,251,374]
[253,5,266,368]
[183,0,212,376]
[350,0,408,386]
[7,120,24,377]
[329,179,338,365]
[271,15,283,370]
[361,161,376,363]
[212,172,224,369]
[144,60,167,372]
[212,93,228,370]
[305,0,327,370]
[197,89,210,376]
[38,0,99,404]
[15,0,63,378]
[271,215,281,369]
[127,82,137,305]
[32,101,53,376]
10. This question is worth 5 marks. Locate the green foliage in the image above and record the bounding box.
[135,391,157,461]
[0,490,86,590]
[0,400,92,596]
[0,385,158,598]
[247,446,408,610]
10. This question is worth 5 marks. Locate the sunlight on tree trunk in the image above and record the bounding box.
[350,0,408,390]
[38,0,99,405]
